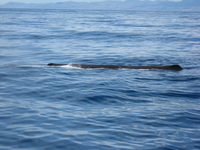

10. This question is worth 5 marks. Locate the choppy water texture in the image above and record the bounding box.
[0,9,200,150]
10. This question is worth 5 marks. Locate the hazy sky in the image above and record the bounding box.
[0,0,183,5]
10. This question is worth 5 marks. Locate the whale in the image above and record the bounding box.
[47,63,183,71]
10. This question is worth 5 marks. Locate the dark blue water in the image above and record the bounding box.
[0,9,200,150]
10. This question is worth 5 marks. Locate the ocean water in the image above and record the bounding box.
[0,8,200,150]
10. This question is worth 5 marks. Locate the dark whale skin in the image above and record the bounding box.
[47,63,183,71]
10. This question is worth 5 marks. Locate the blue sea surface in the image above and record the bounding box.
[0,9,200,150]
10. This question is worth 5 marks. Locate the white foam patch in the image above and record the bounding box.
[60,64,82,69]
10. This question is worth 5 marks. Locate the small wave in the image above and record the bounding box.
[0,64,47,69]
[17,64,47,68]
[0,64,87,69]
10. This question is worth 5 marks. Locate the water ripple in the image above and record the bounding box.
[0,9,200,150]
